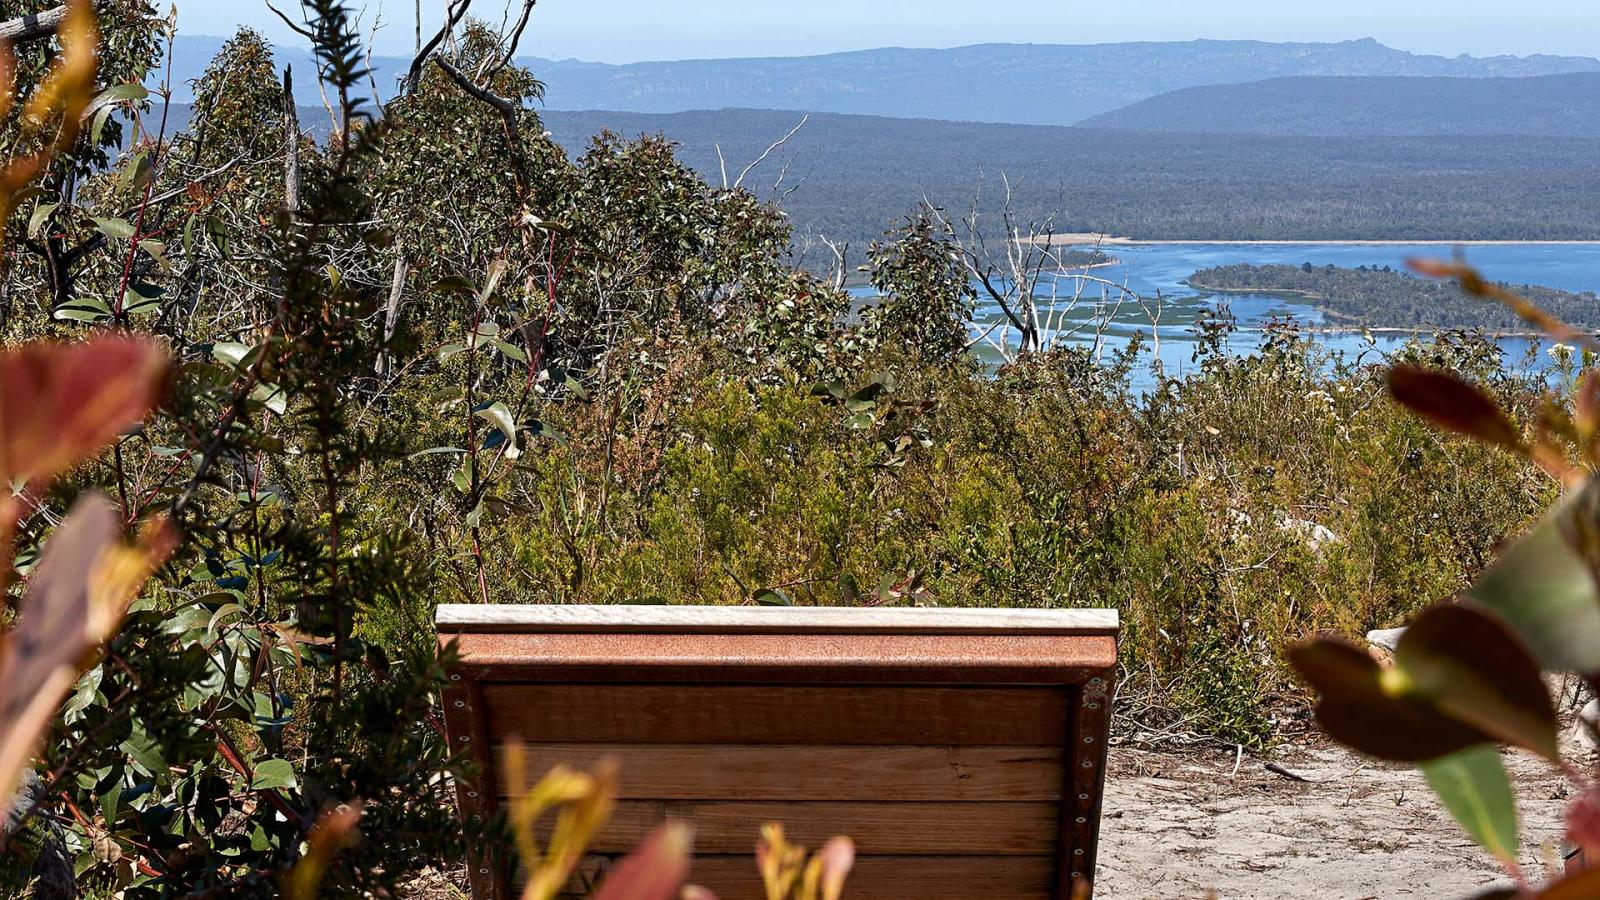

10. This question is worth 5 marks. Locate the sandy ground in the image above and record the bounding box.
[1097,741,1574,899]
[406,730,1585,899]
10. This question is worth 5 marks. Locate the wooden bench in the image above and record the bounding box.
[437,605,1118,899]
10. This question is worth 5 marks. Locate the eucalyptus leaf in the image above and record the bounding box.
[1393,603,1559,761]
[251,383,288,415]
[250,758,297,791]
[1468,479,1600,673]
[432,275,477,296]
[211,342,252,368]
[493,339,527,362]
[92,216,136,240]
[407,446,466,459]
[53,298,111,323]
[474,401,518,446]
[1421,745,1519,864]
[28,201,58,239]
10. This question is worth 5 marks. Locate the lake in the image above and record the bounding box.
[983,242,1600,391]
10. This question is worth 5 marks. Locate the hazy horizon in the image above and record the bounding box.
[171,33,1600,68]
[180,0,1600,64]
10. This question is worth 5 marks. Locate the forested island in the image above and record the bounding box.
[1188,262,1600,330]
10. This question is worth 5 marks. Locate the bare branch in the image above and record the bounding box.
[0,5,67,42]
[263,0,316,42]
[483,0,537,81]
[734,114,809,191]
[820,236,849,292]
[406,0,473,93]
[434,56,520,120]
[0,0,109,43]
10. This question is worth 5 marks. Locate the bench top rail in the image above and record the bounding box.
[435,604,1119,636]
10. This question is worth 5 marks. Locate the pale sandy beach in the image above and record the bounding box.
[1039,233,1600,247]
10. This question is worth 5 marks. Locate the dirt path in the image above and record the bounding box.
[1097,742,1573,899]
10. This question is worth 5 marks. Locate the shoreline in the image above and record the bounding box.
[1185,281,1324,300]
[1037,232,1600,247]
[1299,325,1551,338]
[1184,279,1574,338]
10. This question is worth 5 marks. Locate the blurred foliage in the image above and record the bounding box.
[1291,263,1600,898]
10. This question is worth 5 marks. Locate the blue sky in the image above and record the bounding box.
[185,0,1600,62]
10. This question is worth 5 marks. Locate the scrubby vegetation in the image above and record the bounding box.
[0,0,1575,893]
[1190,262,1600,330]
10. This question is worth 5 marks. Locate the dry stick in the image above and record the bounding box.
[1265,762,1310,782]
[377,247,407,377]
[283,67,301,218]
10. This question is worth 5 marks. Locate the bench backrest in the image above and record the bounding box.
[437,605,1118,900]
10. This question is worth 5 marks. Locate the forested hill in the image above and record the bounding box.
[1188,263,1600,330]
[1079,73,1600,136]
[163,36,1600,126]
[541,108,1600,258]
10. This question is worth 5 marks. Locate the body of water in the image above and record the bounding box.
[981,242,1600,391]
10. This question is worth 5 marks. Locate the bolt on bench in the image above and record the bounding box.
[437,605,1118,899]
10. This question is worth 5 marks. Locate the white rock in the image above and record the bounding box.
[1366,627,1406,652]
[1278,517,1342,552]
[1574,698,1600,752]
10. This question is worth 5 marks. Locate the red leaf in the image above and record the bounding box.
[1395,603,1559,761]
[1386,365,1521,450]
[0,334,168,488]
[1539,867,1600,898]
[1289,638,1494,762]
[1568,792,1600,858]
[0,494,119,820]
[590,821,692,900]
[1406,257,1463,280]
[816,836,855,900]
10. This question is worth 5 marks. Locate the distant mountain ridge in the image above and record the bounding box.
[522,39,1600,126]
[1079,73,1600,136]
[163,36,1600,127]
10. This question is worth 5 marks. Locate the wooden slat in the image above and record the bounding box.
[438,603,1118,635]
[481,684,1069,746]
[497,744,1063,801]
[446,632,1119,684]
[568,800,1058,855]
[565,854,1056,899]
